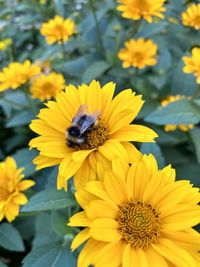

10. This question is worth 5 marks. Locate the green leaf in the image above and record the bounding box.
[190,127,200,163]
[21,189,75,212]
[145,99,200,125]
[137,21,167,38]
[82,60,110,83]
[0,223,25,252]
[171,61,196,95]
[0,262,7,267]
[22,241,76,267]
[51,211,69,236]
[53,0,64,16]
[176,163,200,187]
[6,110,35,128]
[13,148,37,176]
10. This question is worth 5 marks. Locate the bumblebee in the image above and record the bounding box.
[66,104,100,147]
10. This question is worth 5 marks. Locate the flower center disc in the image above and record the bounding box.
[116,201,160,248]
[74,119,108,151]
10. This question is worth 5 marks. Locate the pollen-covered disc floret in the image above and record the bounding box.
[74,119,108,151]
[68,154,200,267]
[116,200,160,248]
[29,80,157,190]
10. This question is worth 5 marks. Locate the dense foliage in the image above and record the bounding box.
[0,0,200,266]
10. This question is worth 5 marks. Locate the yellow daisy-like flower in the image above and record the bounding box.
[0,60,41,92]
[117,0,166,23]
[161,95,194,132]
[40,15,76,45]
[29,80,158,190]
[0,157,35,222]
[182,47,200,84]
[69,154,200,267]
[0,38,12,51]
[182,4,200,30]
[118,38,158,69]
[30,72,65,101]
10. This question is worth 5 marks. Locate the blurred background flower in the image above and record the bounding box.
[0,157,35,222]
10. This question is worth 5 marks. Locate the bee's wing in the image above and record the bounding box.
[79,110,101,135]
[72,104,88,125]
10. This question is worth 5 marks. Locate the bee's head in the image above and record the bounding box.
[68,126,81,137]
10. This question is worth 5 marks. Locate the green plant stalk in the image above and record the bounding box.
[88,0,106,57]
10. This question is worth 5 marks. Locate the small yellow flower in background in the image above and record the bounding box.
[40,15,76,45]
[182,4,200,30]
[117,0,166,23]
[68,154,200,267]
[30,72,65,101]
[29,80,157,191]
[161,95,194,132]
[182,47,200,84]
[0,60,41,92]
[0,38,12,51]
[0,157,35,222]
[118,38,158,69]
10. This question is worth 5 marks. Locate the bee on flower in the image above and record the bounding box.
[29,80,158,191]
[0,157,35,222]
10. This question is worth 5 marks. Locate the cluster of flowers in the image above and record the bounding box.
[0,1,200,266]
[1,79,200,266]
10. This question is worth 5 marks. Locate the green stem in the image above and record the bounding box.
[61,42,65,60]
[88,0,106,57]
[132,20,141,36]
[192,86,200,99]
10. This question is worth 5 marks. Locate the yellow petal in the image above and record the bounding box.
[18,180,35,191]
[71,228,90,251]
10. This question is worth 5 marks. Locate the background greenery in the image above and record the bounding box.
[0,0,200,266]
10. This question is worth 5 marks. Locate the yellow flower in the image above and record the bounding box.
[29,80,158,190]
[182,4,200,30]
[40,15,76,45]
[0,38,12,51]
[30,72,65,101]
[117,0,166,23]
[118,38,158,69]
[68,154,200,267]
[0,60,41,92]
[182,47,200,84]
[161,95,194,132]
[0,157,35,222]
